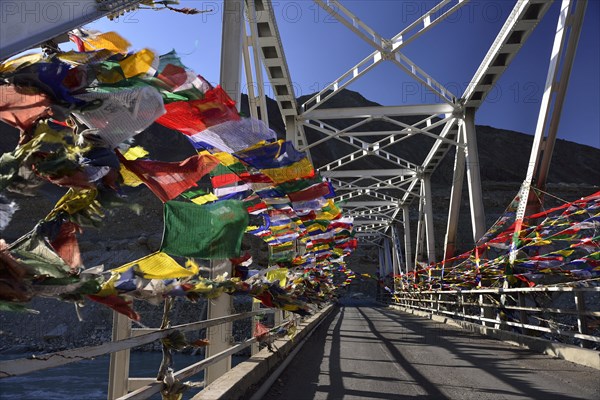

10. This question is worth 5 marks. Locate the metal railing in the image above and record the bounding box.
[388,286,600,348]
[0,308,275,399]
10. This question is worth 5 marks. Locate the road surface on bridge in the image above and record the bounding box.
[262,299,599,400]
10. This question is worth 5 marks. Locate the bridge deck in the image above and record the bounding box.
[262,299,598,400]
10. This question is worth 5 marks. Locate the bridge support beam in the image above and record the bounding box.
[206,0,244,385]
[402,206,413,273]
[108,307,132,399]
[414,185,425,268]
[413,192,423,267]
[219,0,243,105]
[464,108,486,243]
[383,237,392,276]
[391,225,401,277]
[206,260,234,384]
[242,1,269,126]
[422,175,436,264]
[444,120,466,261]
[512,0,587,261]
[533,0,586,195]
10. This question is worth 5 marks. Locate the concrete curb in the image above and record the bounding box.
[192,304,336,400]
[389,305,600,370]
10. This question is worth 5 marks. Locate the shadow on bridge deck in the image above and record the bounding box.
[259,298,598,400]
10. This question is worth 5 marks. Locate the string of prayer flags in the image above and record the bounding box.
[0,28,361,320]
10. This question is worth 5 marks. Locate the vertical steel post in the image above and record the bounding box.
[284,117,299,148]
[391,225,401,294]
[220,0,244,105]
[241,32,259,120]
[377,246,384,302]
[535,0,586,192]
[402,206,413,273]
[206,0,244,384]
[245,0,270,126]
[414,184,425,268]
[422,175,436,264]
[511,0,584,266]
[383,237,392,276]
[444,119,466,261]
[463,108,486,243]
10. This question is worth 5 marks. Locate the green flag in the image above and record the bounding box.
[161,200,249,259]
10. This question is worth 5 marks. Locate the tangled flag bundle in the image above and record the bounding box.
[0,30,358,319]
[393,191,600,291]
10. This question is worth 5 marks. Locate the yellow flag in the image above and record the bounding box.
[190,193,219,205]
[266,268,288,287]
[120,48,155,79]
[95,273,119,297]
[82,31,131,53]
[0,53,42,74]
[119,146,149,186]
[113,252,196,279]
[119,164,144,187]
[123,146,149,160]
[317,199,341,220]
[332,248,344,256]
[262,158,313,184]
[46,188,99,220]
[210,152,238,166]
[552,249,575,257]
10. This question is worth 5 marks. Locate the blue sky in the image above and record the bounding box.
[89,0,599,148]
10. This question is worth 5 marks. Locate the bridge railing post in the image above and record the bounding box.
[574,290,590,348]
[518,292,530,336]
[107,306,131,400]
[478,293,487,327]
[495,290,507,330]
[205,260,234,385]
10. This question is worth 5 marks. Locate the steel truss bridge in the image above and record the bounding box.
[0,1,597,399]
[1,0,587,268]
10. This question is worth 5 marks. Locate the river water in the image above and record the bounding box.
[0,352,241,400]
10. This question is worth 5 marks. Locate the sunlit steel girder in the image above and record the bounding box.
[302,0,469,113]
[0,0,142,60]
[462,0,554,108]
[301,104,454,120]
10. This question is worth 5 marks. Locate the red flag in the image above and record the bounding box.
[119,153,220,202]
[88,294,140,321]
[287,182,333,202]
[50,221,82,270]
[254,321,271,340]
[0,85,52,143]
[156,86,240,135]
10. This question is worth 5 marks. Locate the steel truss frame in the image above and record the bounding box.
[262,0,562,272]
[1,0,583,285]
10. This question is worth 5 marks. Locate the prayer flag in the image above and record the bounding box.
[162,200,249,259]
[157,86,240,136]
[119,153,220,202]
